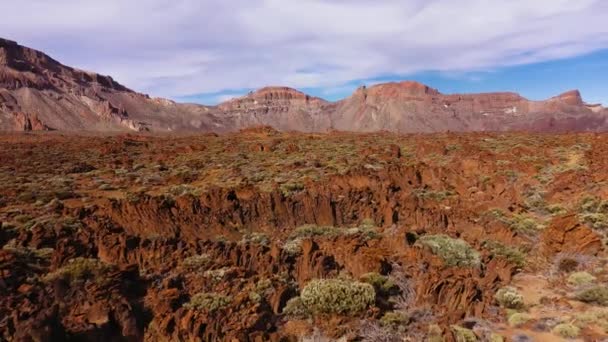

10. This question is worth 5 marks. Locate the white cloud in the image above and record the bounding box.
[1,0,607,100]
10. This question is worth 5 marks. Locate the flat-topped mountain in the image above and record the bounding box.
[0,38,606,133]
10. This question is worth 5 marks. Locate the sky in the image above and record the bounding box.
[1,0,607,105]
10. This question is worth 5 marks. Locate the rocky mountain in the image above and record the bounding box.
[0,37,606,133]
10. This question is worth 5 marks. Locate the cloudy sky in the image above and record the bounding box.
[2,0,608,104]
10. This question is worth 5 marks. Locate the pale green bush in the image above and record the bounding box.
[495,287,525,309]
[417,234,481,267]
[300,278,375,315]
[183,292,231,312]
[552,323,580,338]
[567,271,596,286]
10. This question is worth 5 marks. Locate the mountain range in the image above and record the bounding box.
[1,37,606,133]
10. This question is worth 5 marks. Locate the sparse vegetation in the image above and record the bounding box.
[483,240,526,269]
[578,196,608,230]
[575,286,608,306]
[450,325,477,342]
[416,234,481,267]
[360,272,397,294]
[508,312,532,327]
[495,287,525,309]
[43,257,111,284]
[567,271,596,286]
[183,292,231,312]
[299,278,375,315]
[551,323,580,338]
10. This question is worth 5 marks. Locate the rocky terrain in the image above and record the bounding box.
[1,129,608,341]
[1,37,607,133]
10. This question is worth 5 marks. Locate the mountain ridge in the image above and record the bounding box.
[0,38,606,133]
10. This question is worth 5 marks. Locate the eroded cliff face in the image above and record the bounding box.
[1,132,607,341]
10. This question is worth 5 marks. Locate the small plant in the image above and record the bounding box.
[575,286,608,306]
[416,234,481,267]
[43,257,110,284]
[379,311,409,327]
[567,271,596,287]
[182,254,211,270]
[578,196,608,230]
[508,312,532,327]
[552,323,580,338]
[483,240,526,269]
[204,267,230,282]
[495,287,525,309]
[508,214,545,235]
[450,325,478,342]
[240,232,270,246]
[299,278,375,315]
[282,237,304,256]
[183,292,231,312]
[360,272,397,294]
[282,297,310,318]
[413,188,455,201]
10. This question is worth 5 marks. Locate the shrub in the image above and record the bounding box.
[508,214,545,235]
[567,272,596,287]
[240,232,270,246]
[495,287,525,309]
[360,272,397,294]
[483,240,526,269]
[182,254,211,270]
[450,325,477,342]
[282,297,309,318]
[379,311,409,327]
[575,286,608,306]
[43,257,110,284]
[183,292,231,312]
[552,323,580,338]
[290,224,340,239]
[300,278,375,315]
[416,235,481,267]
[282,237,303,256]
[508,312,531,327]
[578,196,608,230]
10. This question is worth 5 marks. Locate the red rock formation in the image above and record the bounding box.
[0,37,607,133]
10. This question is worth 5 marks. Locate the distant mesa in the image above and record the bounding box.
[0,37,606,133]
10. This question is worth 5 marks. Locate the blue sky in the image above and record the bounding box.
[1,0,607,105]
[182,48,608,105]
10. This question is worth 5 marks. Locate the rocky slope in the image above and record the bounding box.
[0,37,607,133]
[1,132,608,340]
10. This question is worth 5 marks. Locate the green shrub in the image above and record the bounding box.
[290,224,341,239]
[360,272,396,294]
[43,257,110,284]
[508,214,545,235]
[416,234,481,267]
[495,287,525,309]
[578,196,608,230]
[379,311,409,327]
[508,312,531,327]
[552,323,580,338]
[240,232,270,246]
[575,286,608,306]
[183,292,231,312]
[486,210,545,235]
[413,188,455,201]
[450,325,478,342]
[282,237,304,256]
[483,240,526,269]
[282,297,310,318]
[567,272,596,287]
[182,254,211,270]
[300,278,375,315]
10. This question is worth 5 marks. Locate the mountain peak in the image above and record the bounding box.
[553,89,583,105]
[362,81,441,98]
